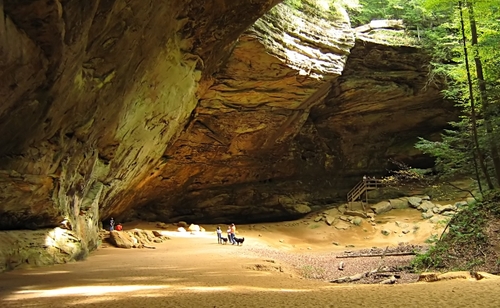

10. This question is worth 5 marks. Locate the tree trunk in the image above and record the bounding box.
[459,1,493,190]
[466,0,500,187]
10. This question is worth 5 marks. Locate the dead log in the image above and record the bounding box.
[336,252,416,258]
[379,275,397,284]
[374,273,401,279]
[330,271,369,283]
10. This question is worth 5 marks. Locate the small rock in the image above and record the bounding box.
[332,242,339,246]
[352,217,363,226]
[325,215,335,226]
[402,230,410,234]
[279,239,284,243]
[381,229,391,236]
[314,216,323,222]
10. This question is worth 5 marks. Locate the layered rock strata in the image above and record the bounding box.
[127,2,356,223]
[0,0,281,270]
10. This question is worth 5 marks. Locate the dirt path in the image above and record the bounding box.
[1,223,500,308]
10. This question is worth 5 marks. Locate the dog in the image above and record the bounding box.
[220,237,228,244]
[234,237,245,246]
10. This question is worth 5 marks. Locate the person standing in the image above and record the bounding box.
[226,226,232,243]
[109,217,115,231]
[230,223,236,245]
[216,226,222,244]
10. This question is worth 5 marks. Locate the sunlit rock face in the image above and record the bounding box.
[0,0,281,270]
[128,7,457,224]
[1,0,457,271]
[126,2,356,223]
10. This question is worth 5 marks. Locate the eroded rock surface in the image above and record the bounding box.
[0,0,280,270]
[1,1,457,270]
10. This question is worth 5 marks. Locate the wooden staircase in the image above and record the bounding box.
[347,178,383,211]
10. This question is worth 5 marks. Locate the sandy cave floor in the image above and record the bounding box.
[1,208,500,308]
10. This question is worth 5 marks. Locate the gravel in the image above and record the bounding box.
[234,243,425,284]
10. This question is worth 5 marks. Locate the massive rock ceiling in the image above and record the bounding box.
[0,0,457,270]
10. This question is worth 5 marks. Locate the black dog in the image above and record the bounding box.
[220,237,228,244]
[234,237,245,245]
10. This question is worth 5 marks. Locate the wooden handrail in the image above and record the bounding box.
[347,178,383,208]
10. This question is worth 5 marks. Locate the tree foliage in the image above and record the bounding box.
[351,0,500,191]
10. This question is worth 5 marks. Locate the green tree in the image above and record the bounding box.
[415,0,500,191]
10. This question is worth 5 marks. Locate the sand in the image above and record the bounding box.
[1,208,500,308]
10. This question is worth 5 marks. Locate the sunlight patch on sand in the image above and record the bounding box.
[5,284,314,301]
[8,285,169,299]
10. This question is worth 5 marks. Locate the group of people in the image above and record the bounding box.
[216,223,237,245]
[109,218,123,231]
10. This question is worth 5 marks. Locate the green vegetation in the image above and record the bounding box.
[412,195,500,272]
[348,2,500,273]
[413,0,500,193]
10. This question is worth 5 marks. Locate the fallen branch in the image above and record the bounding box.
[330,271,369,283]
[336,251,416,258]
[374,272,401,279]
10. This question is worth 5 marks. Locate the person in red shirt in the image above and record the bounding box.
[115,223,123,231]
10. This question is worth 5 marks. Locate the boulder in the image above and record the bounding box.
[381,229,391,236]
[351,217,363,226]
[343,210,367,218]
[418,200,435,212]
[188,224,200,232]
[422,209,434,219]
[152,230,163,237]
[389,198,409,209]
[314,216,324,222]
[370,201,392,214]
[109,231,133,249]
[177,227,187,232]
[407,196,422,208]
[177,221,189,228]
[436,204,457,214]
[291,203,312,214]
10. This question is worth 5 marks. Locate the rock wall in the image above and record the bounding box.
[0,0,281,270]
[126,2,356,223]
[0,0,458,271]
[126,4,456,224]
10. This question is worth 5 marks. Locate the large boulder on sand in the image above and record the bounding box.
[188,224,201,232]
[407,197,422,208]
[389,198,409,209]
[109,231,133,249]
[370,201,392,214]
